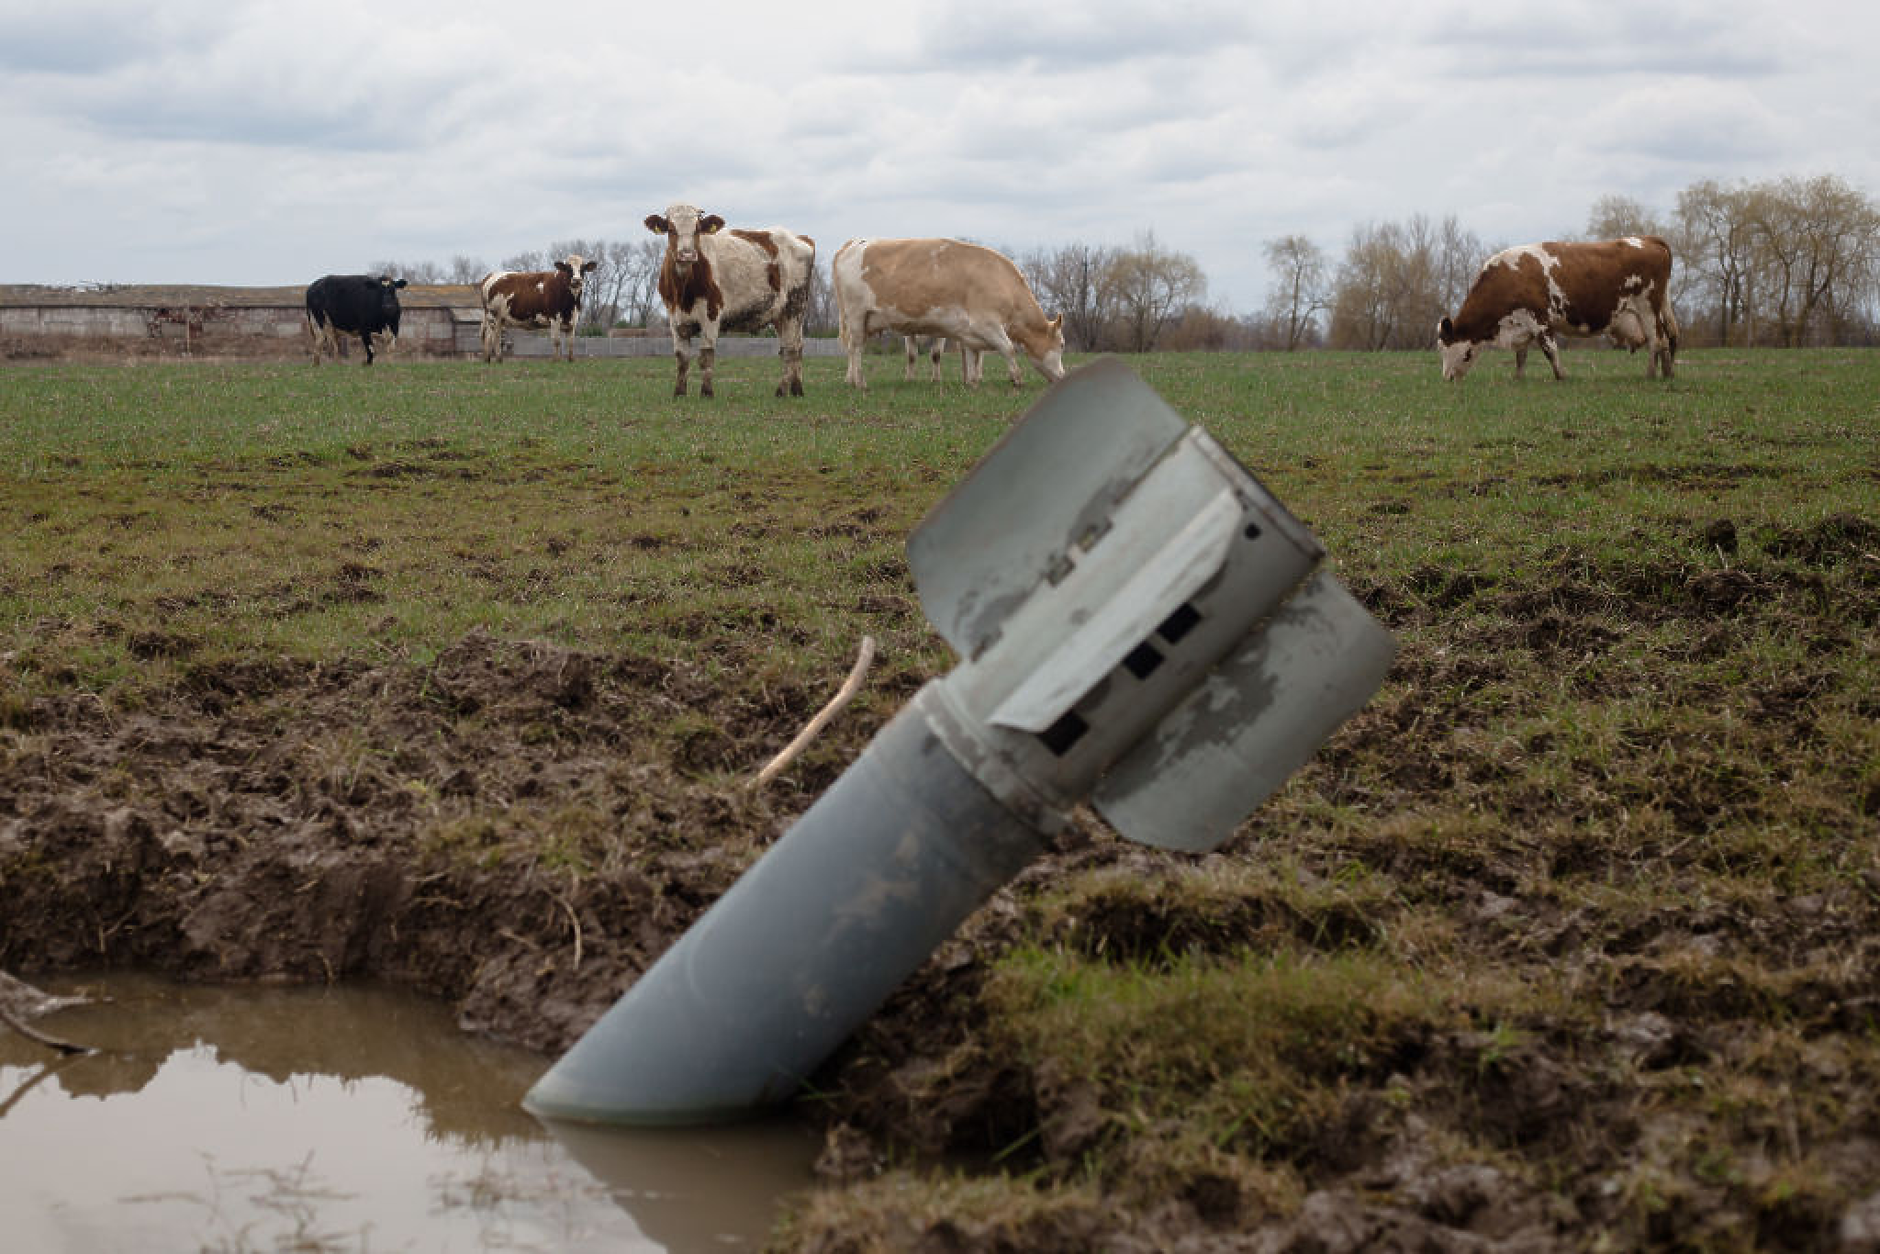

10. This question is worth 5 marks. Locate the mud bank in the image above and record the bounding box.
[6,520,1880,1249]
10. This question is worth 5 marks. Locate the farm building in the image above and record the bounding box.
[0,283,481,361]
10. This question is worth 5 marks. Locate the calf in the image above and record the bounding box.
[834,238,1064,390]
[479,255,599,363]
[643,203,816,397]
[305,274,406,365]
[1437,237,1679,381]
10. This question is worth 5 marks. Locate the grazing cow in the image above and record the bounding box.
[1436,236,1679,381]
[903,334,979,383]
[642,203,816,398]
[305,274,406,365]
[479,255,599,363]
[835,238,1064,390]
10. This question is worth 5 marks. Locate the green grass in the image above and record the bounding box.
[5,347,1879,1245]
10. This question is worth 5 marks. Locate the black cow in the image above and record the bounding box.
[305,274,407,365]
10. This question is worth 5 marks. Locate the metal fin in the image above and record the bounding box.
[1091,572,1396,853]
[906,359,1188,657]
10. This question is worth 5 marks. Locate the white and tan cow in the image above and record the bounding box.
[479,255,599,363]
[835,238,1064,390]
[1436,236,1679,381]
[643,203,815,398]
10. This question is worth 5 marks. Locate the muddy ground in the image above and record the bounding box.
[4,517,1880,1251]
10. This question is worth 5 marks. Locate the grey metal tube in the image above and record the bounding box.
[523,683,1050,1125]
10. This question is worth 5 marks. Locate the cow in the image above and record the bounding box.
[305,274,406,365]
[642,203,816,398]
[835,238,1065,390]
[478,255,599,363]
[903,334,979,384]
[1436,236,1679,382]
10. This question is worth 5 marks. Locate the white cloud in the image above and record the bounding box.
[0,0,1877,310]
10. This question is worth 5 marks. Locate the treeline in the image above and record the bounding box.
[372,172,1880,350]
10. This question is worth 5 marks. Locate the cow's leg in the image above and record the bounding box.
[1538,332,1565,380]
[778,317,806,397]
[778,344,805,397]
[360,330,376,366]
[1656,306,1679,379]
[1512,344,1528,379]
[903,336,918,381]
[995,338,1023,386]
[842,320,868,390]
[672,330,692,396]
[308,318,326,365]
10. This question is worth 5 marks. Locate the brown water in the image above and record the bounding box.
[0,973,818,1251]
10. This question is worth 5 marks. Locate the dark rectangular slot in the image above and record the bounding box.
[1038,710,1089,757]
[1123,641,1164,679]
[1157,602,1202,644]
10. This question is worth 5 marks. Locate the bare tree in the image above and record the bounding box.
[367,259,443,283]
[1262,235,1327,351]
[1102,232,1205,352]
[804,259,838,337]
[1745,174,1880,347]
[1329,214,1482,350]
[447,255,489,285]
[606,238,666,328]
[1021,243,1116,351]
[1432,214,1485,317]
[1677,179,1757,346]
[1584,194,1665,240]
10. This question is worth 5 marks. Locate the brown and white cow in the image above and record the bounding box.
[642,203,815,398]
[479,255,598,363]
[1436,236,1679,381]
[834,238,1064,390]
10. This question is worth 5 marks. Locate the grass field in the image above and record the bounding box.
[4,347,1878,1248]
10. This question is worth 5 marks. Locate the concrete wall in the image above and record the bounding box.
[490,331,847,359]
[0,301,469,359]
[0,293,847,361]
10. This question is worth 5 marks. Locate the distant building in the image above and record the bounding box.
[0,284,480,361]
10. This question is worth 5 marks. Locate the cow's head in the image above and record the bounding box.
[378,275,408,330]
[556,254,600,304]
[1435,315,1478,381]
[1038,313,1067,381]
[644,204,725,276]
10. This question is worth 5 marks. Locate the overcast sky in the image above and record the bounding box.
[3,1,1875,312]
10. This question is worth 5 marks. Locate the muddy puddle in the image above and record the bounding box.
[1,973,818,1251]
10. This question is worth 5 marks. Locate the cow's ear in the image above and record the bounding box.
[582,259,598,273]
[556,261,573,276]
[701,215,725,234]
[1437,316,1453,340]
[393,279,408,289]
[644,214,670,235]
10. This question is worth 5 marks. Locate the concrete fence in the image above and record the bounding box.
[0,285,854,362]
[485,330,848,360]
